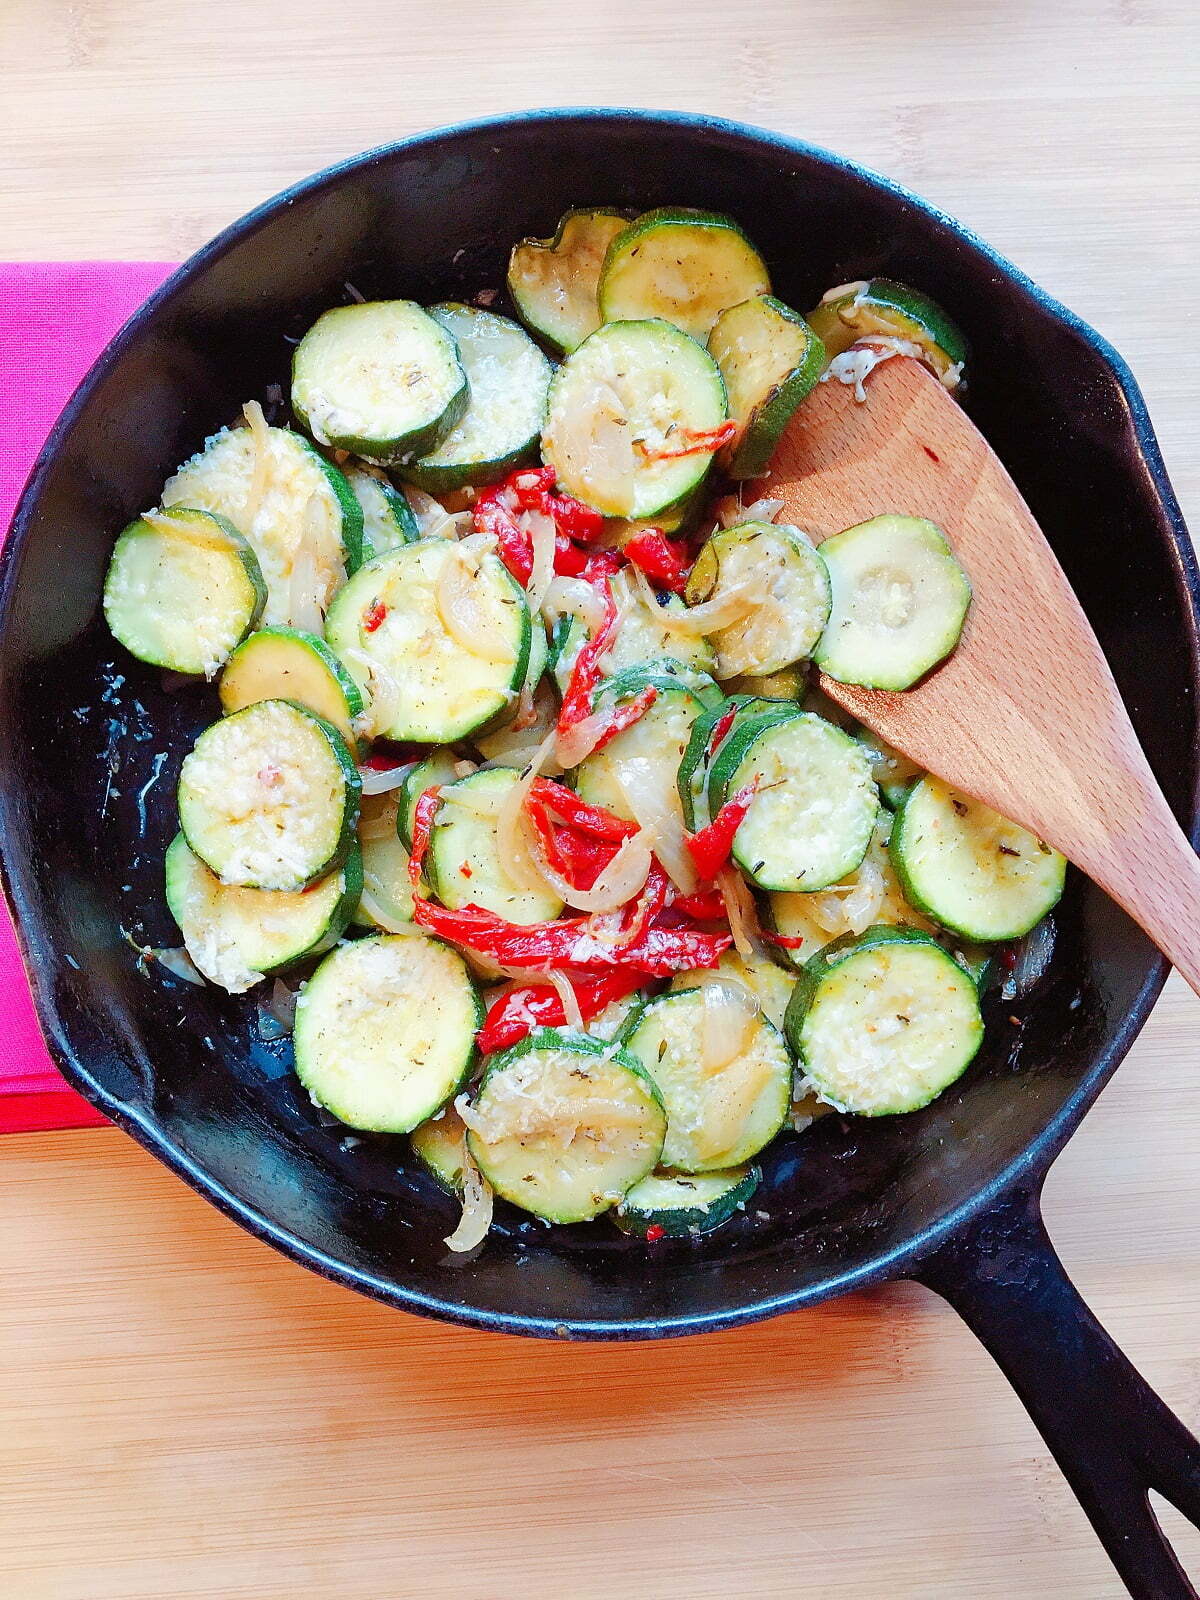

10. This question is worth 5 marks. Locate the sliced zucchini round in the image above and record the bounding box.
[294,932,481,1133]
[162,420,362,628]
[178,699,360,890]
[615,1166,760,1237]
[624,990,792,1173]
[398,304,552,493]
[507,208,630,354]
[685,520,831,678]
[574,670,718,829]
[708,710,878,891]
[890,776,1067,941]
[345,467,420,561]
[351,791,415,931]
[707,295,825,478]
[784,925,984,1115]
[551,577,716,693]
[598,208,770,342]
[103,507,266,676]
[856,726,924,809]
[410,1101,470,1194]
[323,541,531,742]
[814,514,971,691]
[219,626,364,748]
[668,947,795,1032]
[397,750,467,849]
[473,678,557,766]
[291,300,468,462]
[807,278,967,385]
[164,832,361,993]
[541,319,728,520]
[585,990,650,1044]
[676,698,731,832]
[467,1030,667,1224]
[430,768,564,925]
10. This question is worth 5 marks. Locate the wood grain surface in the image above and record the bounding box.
[1,1,1198,1595]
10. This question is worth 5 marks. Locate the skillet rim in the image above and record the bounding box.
[2,107,1197,1340]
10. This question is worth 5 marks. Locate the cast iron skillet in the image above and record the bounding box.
[2,110,1199,1595]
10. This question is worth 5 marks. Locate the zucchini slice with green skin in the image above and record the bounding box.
[814,515,971,691]
[161,420,362,628]
[345,467,420,560]
[551,575,715,693]
[103,507,266,676]
[615,1166,760,1237]
[676,699,730,832]
[625,990,792,1173]
[668,948,795,1031]
[708,710,878,892]
[291,300,468,462]
[890,776,1067,941]
[721,666,807,703]
[467,1030,667,1224]
[856,726,924,809]
[324,541,531,743]
[430,768,564,925]
[507,208,630,354]
[397,750,467,849]
[784,925,984,1115]
[294,933,482,1134]
[219,626,364,748]
[707,296,825,479]
[574,669,719,828]
[398,305,553,493]
[807,278,967,386]
[585,990,650,1044]
[351,791,415,931]
[410,1102,470,1194]
[164,833,361,993]
[541,319,728,520]
[178,699,360,891]
[474,678,557,766]
[598,208,770,342]
[685,521,831,678]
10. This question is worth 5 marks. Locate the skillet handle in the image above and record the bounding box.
[916,1183,1200,1598]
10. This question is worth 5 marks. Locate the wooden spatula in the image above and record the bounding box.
[766,354,1200,995]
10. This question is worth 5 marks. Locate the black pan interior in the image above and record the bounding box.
[1,111,1196,1337]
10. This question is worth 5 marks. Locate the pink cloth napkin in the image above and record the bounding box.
[1,261,176,1131]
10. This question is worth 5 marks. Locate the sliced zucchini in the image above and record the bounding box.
[164,832,361,993]
[856,726,924,809]
[345,467,419,560]
[807,278,967,385]
[507,208,630,354]
[398,305,552,493]
[103,507,265,676]
[890,776,1067,941]
[294,932,481,1133]
[585,991,649,1044]
[686,521,831,678]
[398,750,467,849]
[218,626,364,747]
[669,947,795,1031]
[323,541,531,742]
[410,1102,470,1194]
[784,925,983,1115]
[625,989,792,1173]
[815,514,971,691]
[615,1166,760,1237]
[467,1030,667,1223]
[574,669,718,830]
[676,699,730,832]
[178,699,360,891]
[473,679,557,766]
[551,570,716,692]
[707,296,825,478]
[351,792,415,931]
[598,209,770,342]
[430,768,564,925]
[541,319,727,520]
[721,666,807,703]
[162,418,362,628]
[291,300,467,461]
[708,710,878,892]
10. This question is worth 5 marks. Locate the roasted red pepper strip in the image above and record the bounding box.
[623,529,691,594]
[636,419,738,462]
[477,970,645,1053]
[759,927,808,951]
[578,548,625,585]
[587,684,658,755]
[473,467,607,586]
[685,779,761,880]
[670,888,727,920]
[407,786,442,889]
[708,705,737,758]
[557,583,620,734]
[527,803,621,891]
[619,860,670,944]
[528,778,638,841]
